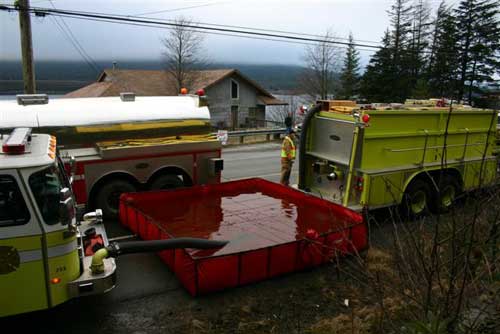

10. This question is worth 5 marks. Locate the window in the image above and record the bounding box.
[0,175,30,227]
[231,80,239,99]
[29,164,67,225]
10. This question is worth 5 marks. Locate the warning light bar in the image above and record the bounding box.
[2,128,32,155]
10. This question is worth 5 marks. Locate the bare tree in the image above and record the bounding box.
[162,16,206,93]
[267,94,308,127]
[299,30,342,101]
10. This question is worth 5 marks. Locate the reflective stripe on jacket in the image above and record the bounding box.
[281,136,296,159]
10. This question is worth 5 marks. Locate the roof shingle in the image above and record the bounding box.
[65,69,286,105]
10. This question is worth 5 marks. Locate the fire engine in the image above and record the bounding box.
[0,93,223,218]
[0,127,226,317]
[298,100,498,215]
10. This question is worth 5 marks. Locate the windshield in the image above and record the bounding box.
[29,163,68,225]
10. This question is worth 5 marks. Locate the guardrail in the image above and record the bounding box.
[213,128,287,145]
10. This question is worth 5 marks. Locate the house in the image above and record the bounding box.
[66,69,287,129]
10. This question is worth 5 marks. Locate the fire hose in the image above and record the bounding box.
[90,238,228,275]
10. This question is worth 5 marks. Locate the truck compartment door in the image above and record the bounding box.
[305,116,357,204]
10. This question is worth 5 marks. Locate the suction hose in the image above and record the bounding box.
[90,238,228,274]
[298,103,322,190]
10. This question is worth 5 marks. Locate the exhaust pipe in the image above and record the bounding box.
[90,238,228,274]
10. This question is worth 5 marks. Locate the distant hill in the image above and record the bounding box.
[0,60,304,95]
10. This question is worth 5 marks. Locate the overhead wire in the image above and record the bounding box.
[142,17,382,46]
[2,4,451,56]
[6,5,383,50]
[134,1,228,17]
[47,0,101,74]
[12,3,383,46]
[129,3,381,46]
[41,12,378,53]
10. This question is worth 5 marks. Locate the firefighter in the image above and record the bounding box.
[284,113,293,133]
[280,129,296,186]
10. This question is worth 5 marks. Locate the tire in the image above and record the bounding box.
[95,179,136,219]
[150,174,184,190]
[429,174,461,214]
[401,178,432,218]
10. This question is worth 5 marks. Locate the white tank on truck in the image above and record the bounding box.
[0,94,212,147]
[0,94,223,219]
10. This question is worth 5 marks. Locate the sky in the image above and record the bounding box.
[0,0,455,66]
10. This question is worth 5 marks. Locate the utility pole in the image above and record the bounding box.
[17,0,36,93]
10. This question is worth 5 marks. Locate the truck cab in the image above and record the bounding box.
[0,128,116,318]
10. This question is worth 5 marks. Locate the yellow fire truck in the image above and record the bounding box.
[298,100,498,215]
[0,128,226,317]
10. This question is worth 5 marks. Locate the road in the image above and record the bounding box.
[0,142,304,333]
[222,142,298,184]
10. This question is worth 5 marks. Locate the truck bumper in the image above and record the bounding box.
[68,256,116,298]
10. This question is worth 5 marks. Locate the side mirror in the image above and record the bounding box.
[59,187,75,225]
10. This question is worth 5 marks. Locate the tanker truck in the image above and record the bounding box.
[0,93,223,219]
[298,100,498,216]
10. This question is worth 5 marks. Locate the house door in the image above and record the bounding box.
[231,106,238,130]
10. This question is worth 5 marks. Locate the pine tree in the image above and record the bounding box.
[338,33,361,100]
[408,0,431,89]
[360,30,395,102]
[455,0,500,103]
[388,0,414,101]
[427,2,459,98]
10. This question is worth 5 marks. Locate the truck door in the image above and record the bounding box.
[0,170,48,317]
[23,163,81,309]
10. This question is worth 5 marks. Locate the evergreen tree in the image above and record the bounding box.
[360,30,395,102]
[388,0,414,101]
[455,0,500,103]
[427,2,459,98]
[361,0,414,102]
[338,33,361,100]
[408,0,431,89]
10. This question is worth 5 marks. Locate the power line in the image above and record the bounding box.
[0,4,459,57]
[2,5,383,50]
[58,5,384,46]
[139,16,382,46]
[8,3,383,46]
[48,15,99,72]
[134,1,227,17]
[44,12,378,53]
[128,5,382,46]
[47,0,101,74]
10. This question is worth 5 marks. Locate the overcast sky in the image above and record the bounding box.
[1,0,453,66]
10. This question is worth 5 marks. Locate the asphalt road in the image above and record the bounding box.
[222,142,298,184]
[0,142,301,332]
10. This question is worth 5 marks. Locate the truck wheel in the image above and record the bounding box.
[402,179,431,217]
[95,180,136,219]
[150,174,184,190]
[431,175,461,213]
